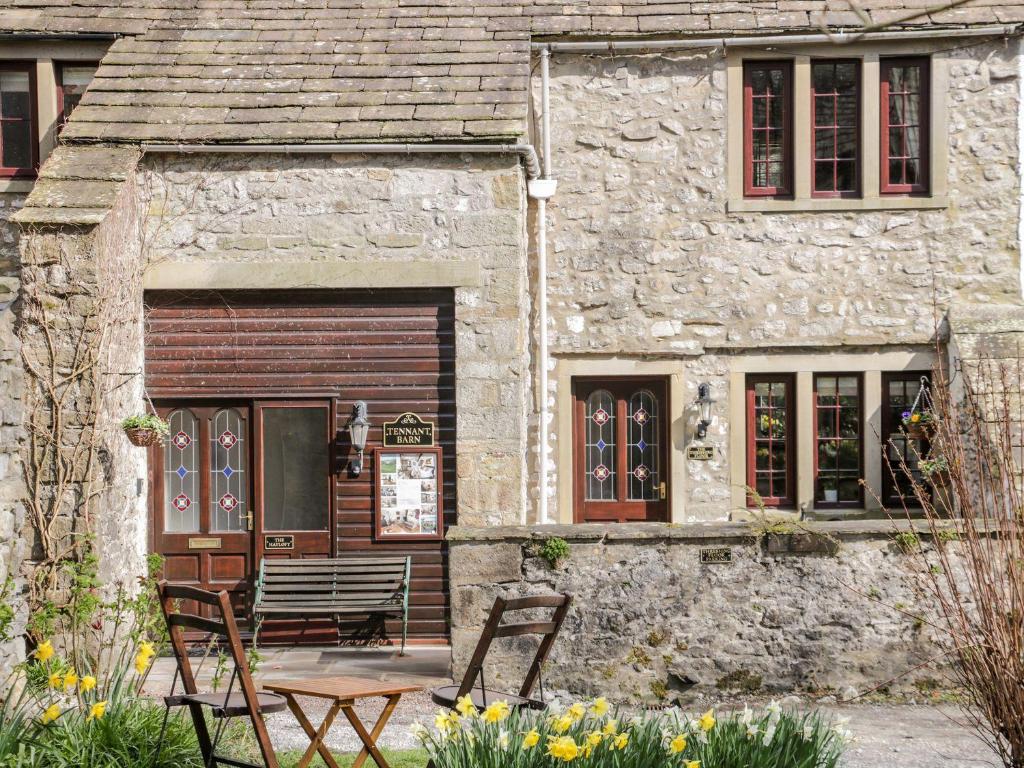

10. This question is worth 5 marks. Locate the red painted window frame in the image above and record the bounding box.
[810,59,861,199]
[745,374,796,509]
[0,63,38,179]
[880,57,930,195]
[55,61,99,131]
[743,60,793,198]
[813,373,864,509]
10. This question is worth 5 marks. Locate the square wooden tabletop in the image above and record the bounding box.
[264,676,424,701]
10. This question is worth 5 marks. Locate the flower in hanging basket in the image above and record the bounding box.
[901,409,936,438]
[121,414,170,447]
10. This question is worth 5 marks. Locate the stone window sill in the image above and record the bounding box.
[727,196,948,214]
[0,178,35,194]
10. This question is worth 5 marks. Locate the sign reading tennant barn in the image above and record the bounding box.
[383,412,435,447]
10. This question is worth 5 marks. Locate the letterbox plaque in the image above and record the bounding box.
[383,412,435,447]
[699,546,733,564]
[188,537,221,550]
[264,535,294,551]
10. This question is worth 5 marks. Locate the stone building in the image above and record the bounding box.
[0,0,1022,696]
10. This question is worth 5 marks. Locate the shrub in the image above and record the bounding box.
[537,537,570,568]
[415,696,849,768]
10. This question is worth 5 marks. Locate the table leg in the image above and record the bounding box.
[285,694,343,768]
[345,694,401,768]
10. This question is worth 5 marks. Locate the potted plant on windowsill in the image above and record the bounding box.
[121,414,169,447]
[901,408,936,440]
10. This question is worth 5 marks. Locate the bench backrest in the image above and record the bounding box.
[256,556,410,609]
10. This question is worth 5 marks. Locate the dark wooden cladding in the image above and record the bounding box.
[145,289,456,643]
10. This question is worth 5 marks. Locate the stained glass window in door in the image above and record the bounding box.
[585,390,616,501]
[627,390,659,500]
[164,409,199,532]
[211,408,247,531]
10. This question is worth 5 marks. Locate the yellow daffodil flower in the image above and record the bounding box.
[40,704,60,725]
[455,694,477,718]
[134,653,152,675]
[587,731,603,747]
[34,641,54,663]
[699,709,716,732]
[523,729,540,749]
[434,711,451,733]
[686,761,701,768]
[589,696,609,717]
[48,672,62,689]
[612,732,629,750]
[552,714,575,733]
[547,735,580,762]
[602,719,618,736]
[583,744,593,758]
[87,701,107,721]
[80,675,96,693]
[139,641,156,657]
[482,700,510,724]
[670,734,687,754]
[568,702,586,721]
[62,672,78,691]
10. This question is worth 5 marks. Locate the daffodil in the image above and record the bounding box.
[498,730,510,750]
[40,704,60,725]
[523,729,540,749]
[602,719,618,736]
[568,702,586,721]
[547,735,580,762]
[34,641,54,663]
[762,723,777,747]
[139,641,156,657]
[587,731,603,747]
[552,713,575,733]
[686,761,701,768]
[434,711,453,734]
[589,696,609,717]
[48,672,62,689]
[698,709,716,732]
[746,723,759,740]
[482,700,510,724]
[669,734,687,754]
[611,732,629,750]
[87,701,107,721]
[410,722,429,741]
[134,653,152,675]
[455,694,477,718]
[80,675,96,693]
[62,671,78,691]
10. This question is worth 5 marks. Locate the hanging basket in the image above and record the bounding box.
[905,422,934,440]
[124,427,162,447]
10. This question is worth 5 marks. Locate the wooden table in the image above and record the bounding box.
[264,675,423,768]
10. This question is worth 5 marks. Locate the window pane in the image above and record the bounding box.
[884,374,930,504]
[812,61,859,194]
[815,375,861,505]
[262,407,329,531]
[164,410,199,533]
[883,61,926,191]
[1,122,30,169]
[0,72,30,119]
[748,378,791,505]
[746,62,789,193]
[585,390,616,501]
[211,409,248,532]
[627,390,659,501]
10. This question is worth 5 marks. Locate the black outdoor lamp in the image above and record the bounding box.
[347,401,371,476]
[695,383,714,440]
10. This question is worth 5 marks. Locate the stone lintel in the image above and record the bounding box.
[143,259,483,291]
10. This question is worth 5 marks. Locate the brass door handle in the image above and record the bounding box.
[245,510,254,531]
[659,482,667,500]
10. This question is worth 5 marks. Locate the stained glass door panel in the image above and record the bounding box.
[573,378,669,523]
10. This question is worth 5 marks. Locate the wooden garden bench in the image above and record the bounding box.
[253,556,411,654]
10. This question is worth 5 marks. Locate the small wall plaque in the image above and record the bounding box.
[699,546,733,564]
[264,535,294,551]
[188,537,221,550]
[687,445,714,461]
[382,412,435,447]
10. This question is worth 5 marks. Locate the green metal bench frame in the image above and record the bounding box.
[252,556,411,655]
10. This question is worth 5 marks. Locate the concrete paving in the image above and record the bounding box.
[145,648,1002,766]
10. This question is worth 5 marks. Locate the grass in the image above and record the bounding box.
[276,748,428,767]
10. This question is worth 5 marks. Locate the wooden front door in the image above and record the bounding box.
[153,400,335,626]
[572,378,669,523]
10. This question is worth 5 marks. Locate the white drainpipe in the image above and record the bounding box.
[527,46,557,525]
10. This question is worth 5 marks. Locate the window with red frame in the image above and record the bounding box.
[0,66,36,177]
[743,61,792,197]
[881,58,930,194]
[812,60,860,197]
[57,63,98,129]
[882,372,930,507]
[746,376,795,508]
[815,374,863,507]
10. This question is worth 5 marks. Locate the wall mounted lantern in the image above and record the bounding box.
[347,401,371,476]
[695,383,714,440]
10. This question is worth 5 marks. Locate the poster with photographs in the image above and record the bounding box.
[374,447,442,541]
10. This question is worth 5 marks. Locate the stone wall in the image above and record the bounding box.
[535,39,1022,522]
[450,522,956,703]
[141,152,531,527]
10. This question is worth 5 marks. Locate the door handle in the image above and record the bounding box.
[659,482,667,500]
[245,510,254,531]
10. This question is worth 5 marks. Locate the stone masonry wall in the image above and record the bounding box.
[534,39,1022,521]
[142,152,530,527]
[450,522,957,703]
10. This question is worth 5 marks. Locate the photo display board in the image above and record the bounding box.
[374,446,443,541]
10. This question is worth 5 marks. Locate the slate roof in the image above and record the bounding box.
[2,0,1021,144]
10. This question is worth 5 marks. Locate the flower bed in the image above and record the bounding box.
[416,696,850,768]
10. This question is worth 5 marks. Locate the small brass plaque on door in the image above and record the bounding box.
[265,535,294,550]
[188,537,222,550]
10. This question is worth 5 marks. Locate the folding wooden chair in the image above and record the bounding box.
[153,581,288,768]
[430,593,572,712]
